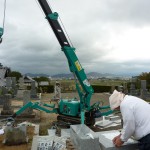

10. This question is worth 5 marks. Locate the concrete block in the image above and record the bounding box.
[96,130,139,150]
[70,124,101,150]
[4,124,27,145]
[48,129,56,136]
[61,129,70,137]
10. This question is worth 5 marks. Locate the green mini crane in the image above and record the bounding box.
[2,0,113,126]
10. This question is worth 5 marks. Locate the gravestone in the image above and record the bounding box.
[140,80,150,100]
[1,94,14,115]
[22,90,33,115]
[129,83,138,96]
[16,90,38,121]
[16,77,26,99]
[0,87,2,95]
[51,82,61,104]
[6,77,12,88]
[30,81,38,99]
[140,80,147,99]
[54,81,61,100]
[0,95,4,105]
[18,77,26,90]
[1,86,8,95]
[141,80,146,91]
[11,77,17,96]
[0,87,3,105]
[130,83,135,93]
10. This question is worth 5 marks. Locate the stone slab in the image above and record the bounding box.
[105,115,121,121]
[48,129,56,136]
[95,120,113,128]
[31,136,66,150]
[61,129,70,138]
[70,124,101,150]
[95,116,121,129]
[31,136,54,150]
[96,130,138,150]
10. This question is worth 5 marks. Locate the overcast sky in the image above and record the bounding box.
[0,0,150,76]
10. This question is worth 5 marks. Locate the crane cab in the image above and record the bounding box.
[59,98,80,117]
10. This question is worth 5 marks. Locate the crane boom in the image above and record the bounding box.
[38,0,94,112]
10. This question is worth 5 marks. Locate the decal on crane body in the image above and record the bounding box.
[75,60,82,71]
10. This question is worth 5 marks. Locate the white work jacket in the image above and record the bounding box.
[120,95,150,141]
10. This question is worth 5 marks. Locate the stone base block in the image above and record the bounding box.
[4,125,27,145]
[1,110,14,115]
[96,130,138,150]
[17,112,36,118]
[70,124,101,150]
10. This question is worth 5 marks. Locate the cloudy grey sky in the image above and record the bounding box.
[0,0,150,76]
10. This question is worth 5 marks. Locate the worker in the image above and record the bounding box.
[109,90,150,150]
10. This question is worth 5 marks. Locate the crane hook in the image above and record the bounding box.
[0,38,2,44]
[0,28,4,44]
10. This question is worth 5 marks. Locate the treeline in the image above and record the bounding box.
[7,70,150,93]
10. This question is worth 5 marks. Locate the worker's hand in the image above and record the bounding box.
[112,134,121,143]
[112,134,124,147]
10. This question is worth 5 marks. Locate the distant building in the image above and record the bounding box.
[23,76,37,87]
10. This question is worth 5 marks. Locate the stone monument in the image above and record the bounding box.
[22,90,33,115]
[6,77,12,89]
[1,94,14,115]
[54,81,61,100]
[18,77,26,90]
[16,90,39,121]
[50,81,61,106]
[140,80,150,100]
[11,77,17,96]
[16,77,26,99]
[30,81,38,99]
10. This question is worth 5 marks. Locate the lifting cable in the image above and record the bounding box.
[0,0,7,43]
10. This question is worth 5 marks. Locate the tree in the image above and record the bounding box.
[8,71,22,81]
[138,72,150,87]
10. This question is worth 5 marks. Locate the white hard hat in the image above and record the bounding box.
[109,90,124,110]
